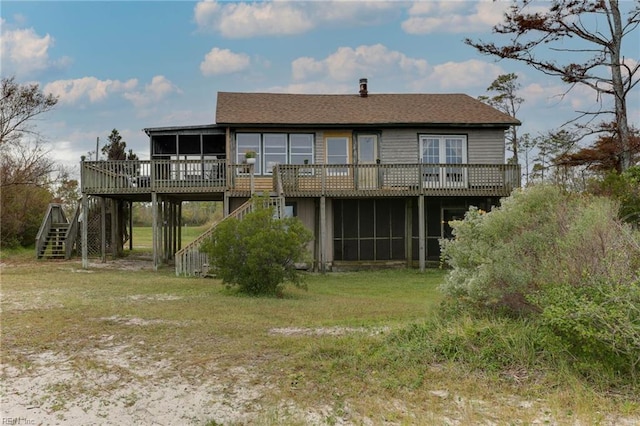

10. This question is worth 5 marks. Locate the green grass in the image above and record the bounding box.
[131,224,211,249]
[1,255,637,424]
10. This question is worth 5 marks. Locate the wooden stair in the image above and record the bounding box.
[38,223,70,259]
[36,204,80,260]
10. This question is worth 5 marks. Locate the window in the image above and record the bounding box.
[263,134,287,174]
[290,134,314,165]
[357,134,377,163]
[419,135,467,187]
[284,202,297,218]
[236,133,314,175]
[326,137,349,175]
[237,133,261,174]
[326,137,349,164]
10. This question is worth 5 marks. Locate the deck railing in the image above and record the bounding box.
[82,160,519,197]
[81,159,226,194]
[274,163,520,197]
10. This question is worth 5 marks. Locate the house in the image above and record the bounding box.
[75,79,520,273]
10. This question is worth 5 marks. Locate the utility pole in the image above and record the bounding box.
[96,137,99,161]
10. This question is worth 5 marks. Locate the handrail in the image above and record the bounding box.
[175,198,255,276]
[64,204,82,259]
[175,196,284,277]
[35,204,67,258]
[35,204,56,258]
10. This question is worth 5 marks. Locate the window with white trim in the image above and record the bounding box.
[263,133,287,174]
[237,133,261,174]
[326,137,349,175]
[289,134,314,165]
[235,133,314,175]
[419,135,467,187]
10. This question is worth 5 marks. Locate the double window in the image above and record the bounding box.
[419,135,467,187]
[236,133,314,175]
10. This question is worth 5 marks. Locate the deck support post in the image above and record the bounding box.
[82,194,88,269]
[177,202,182,251]
[406,198,413,268]
[223,191,230,217]
[111,200,119,258]
[152,192,159,270]
[319,195,326,273]
[129,201,133,251]
[101,197,107,263]
[418,195,425,272]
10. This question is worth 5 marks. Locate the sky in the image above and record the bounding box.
[1,0,638,178]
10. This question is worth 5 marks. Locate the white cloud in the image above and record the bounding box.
[194,0,312,38]
[200,47,250,76]
[292,44,429,83]
[0,18,68,75]
[402,1,509,35]
[122,75,182,108]
[194,0,397,38]
[44,77,138,105]
[423,59,504,90]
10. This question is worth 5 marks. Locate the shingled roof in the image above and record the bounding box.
[215,92,521,128]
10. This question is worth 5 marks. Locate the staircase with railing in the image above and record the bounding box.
[36,204,80,260]
[175,196,284,277]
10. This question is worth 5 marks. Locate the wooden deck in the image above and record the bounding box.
[81,160,520,198]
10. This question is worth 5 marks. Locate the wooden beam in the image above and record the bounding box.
[129,201,133,251]
[82,194,88,269]
[152,192,159,270]
[177,202,182,251]
[406,198,412,268]
[319,196,326,273]
[101,197,106,263]
[418,196,425,272]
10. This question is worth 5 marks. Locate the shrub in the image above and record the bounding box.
[203,201,313,295]
[440,185,640,314]
[439,184,640,380]
[532,277,640,380]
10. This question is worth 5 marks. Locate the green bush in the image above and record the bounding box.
[439,185,640,380]
[203,201,313,295]
[592,165,640,225]
[440,185,639,313]
[532,277,640,379]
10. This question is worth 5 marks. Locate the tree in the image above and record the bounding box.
[52,173,81,219]
[519,133,538,185]
[478,73,524,163]
[530,130,577,183]
[0,77,58,146]
[101,129,138,161]
[1,139,56,247]
[203,201,313,295]
[556,123,640,173]
[465,0,640,171]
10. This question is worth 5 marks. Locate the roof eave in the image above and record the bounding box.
[216,122,519,129]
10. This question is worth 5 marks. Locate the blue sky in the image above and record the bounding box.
[1,1,638,177]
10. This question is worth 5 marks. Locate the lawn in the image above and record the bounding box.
[1,255,637,425]
[130,224,211,249]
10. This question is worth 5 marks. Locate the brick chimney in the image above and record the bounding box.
[359,78,368,97]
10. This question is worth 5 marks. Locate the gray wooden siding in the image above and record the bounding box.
[380,129,418,163]
[379,128,505,164]
[467,129,505,164]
